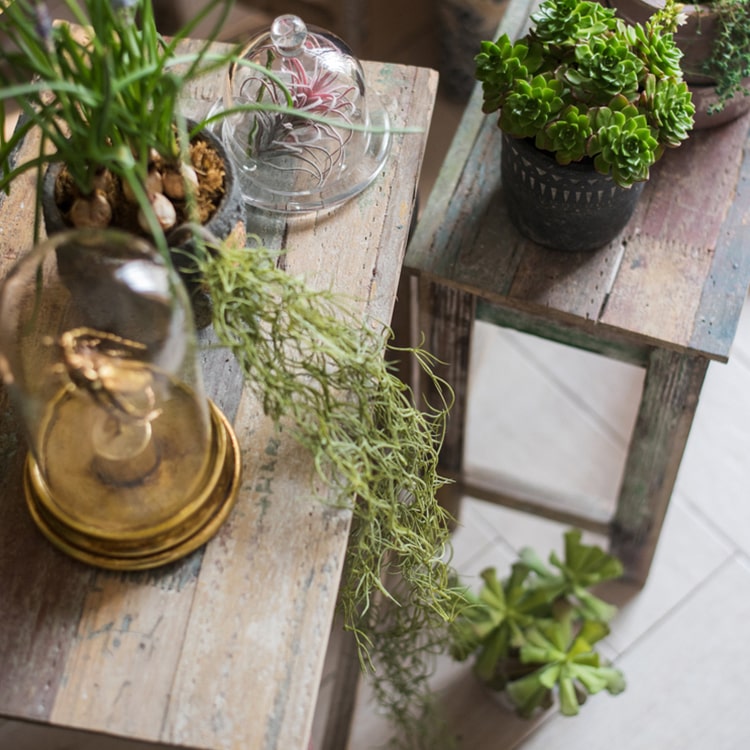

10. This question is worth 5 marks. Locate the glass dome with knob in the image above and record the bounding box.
[220,14,391,212]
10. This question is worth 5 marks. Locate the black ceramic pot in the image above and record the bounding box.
[42,123,244,244]
[501,133,644,252]
[42,123,245,327]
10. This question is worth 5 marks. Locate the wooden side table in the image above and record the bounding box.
[0,57,438,749]
[404,0,750,585]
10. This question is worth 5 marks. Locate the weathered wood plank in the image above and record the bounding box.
[475,299,651,366]
[601,113,750,356]
[689,118,750,360]
[408,54,750,360]
[611,349,709,584]
[406,0,534,276]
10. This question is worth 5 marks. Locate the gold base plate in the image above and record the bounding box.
[25,400,241,571]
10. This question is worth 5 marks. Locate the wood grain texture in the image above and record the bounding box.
[407,12,750,362]
[611,350,709,584]
[0,52,437,750]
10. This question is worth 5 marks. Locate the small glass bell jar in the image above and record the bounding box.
[0,230,240,570]
[222,14,391,212]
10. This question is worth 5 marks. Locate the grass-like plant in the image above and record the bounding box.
[190,235,467,749]
[450,529,625,718]
[475,0,694,187]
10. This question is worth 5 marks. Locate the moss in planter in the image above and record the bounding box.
[48,135,230,236]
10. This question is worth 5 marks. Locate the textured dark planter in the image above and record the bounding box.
[42,123,244,244]
[501,133,644,252]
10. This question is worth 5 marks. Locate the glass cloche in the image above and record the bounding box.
[221,14,391,212]
[0,229,240,569]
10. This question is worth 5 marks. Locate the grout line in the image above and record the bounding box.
[677,486,750,558]
[614,551,740,663]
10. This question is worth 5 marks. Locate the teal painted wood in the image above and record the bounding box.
[611,350,709,584]
[475,299,651,367]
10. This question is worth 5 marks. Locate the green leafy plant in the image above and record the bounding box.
[475,0,694,187]
[450,529,625,718]
[702,0,750,111]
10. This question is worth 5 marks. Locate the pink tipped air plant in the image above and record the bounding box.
[239,38,363,187]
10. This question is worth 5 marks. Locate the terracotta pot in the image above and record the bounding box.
[501,133,644,252]
[606,0,750,128]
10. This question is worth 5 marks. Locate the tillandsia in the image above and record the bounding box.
[191,236,468,750]
[450,529,626,718]
[474,0,695,187]
[225,29,360,187]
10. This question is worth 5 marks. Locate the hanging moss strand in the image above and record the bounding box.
[196,238,467,749]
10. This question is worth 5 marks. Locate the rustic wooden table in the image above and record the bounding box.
[0,57,437,749]
[404,0,750,585]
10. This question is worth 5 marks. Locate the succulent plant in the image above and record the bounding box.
[450,529,626,718]
[475,0,694,187]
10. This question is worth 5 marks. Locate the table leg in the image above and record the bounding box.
[611,349,709,586]
[415,278,476,522]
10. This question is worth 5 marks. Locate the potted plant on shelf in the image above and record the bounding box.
[0,1,465,747]
[605,0,750,128]
[450,529,626,717]
[475,0,695,251]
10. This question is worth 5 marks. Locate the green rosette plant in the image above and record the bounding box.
[450,529,626,718]
[475,0,695,188]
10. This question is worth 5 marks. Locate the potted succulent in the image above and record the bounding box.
[605,0,750,127]
[450,529,626,717]
[0,1,465,746]
[475,0,695,250]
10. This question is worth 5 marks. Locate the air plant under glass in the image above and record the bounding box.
[0,229,240,569]
[220,14,391,212]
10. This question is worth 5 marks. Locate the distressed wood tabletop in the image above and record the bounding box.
[0,52,437,749]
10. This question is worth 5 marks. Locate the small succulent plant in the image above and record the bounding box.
[475,0,695,187]
[450,529,626,718]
